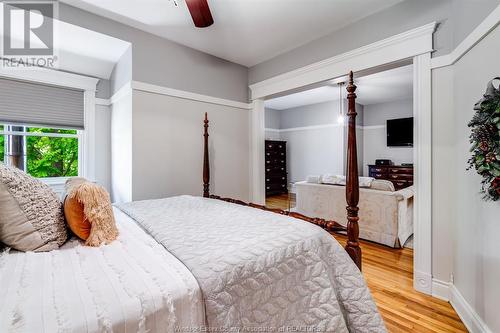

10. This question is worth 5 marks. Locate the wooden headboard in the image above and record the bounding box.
[202,71,362,270]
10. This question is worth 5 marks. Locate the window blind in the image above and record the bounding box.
[0,77,84,129]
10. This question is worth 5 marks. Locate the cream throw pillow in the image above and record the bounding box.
[0,162,67,251]
[370,179,395,192]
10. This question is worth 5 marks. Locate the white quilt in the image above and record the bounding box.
[117,195,386,332]
[0,208,205,333]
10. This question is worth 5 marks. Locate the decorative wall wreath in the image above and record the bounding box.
[467,78,500,201]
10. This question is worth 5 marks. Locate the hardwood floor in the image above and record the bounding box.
[266,195,467,333]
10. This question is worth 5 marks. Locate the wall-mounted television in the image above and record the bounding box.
[387,117,413,147]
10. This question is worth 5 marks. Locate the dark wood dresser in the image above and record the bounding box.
[265,140,288,196]
[368,164,414,190]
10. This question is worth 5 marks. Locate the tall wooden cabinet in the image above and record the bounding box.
[265,140,287,196]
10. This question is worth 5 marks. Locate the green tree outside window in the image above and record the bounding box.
[26,128,78,177]
[0,125,4,162]
[0,125,79,177]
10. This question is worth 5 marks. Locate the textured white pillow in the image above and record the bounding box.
[0,163,67,251]
[370,179,395,192]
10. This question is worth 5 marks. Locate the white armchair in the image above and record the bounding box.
[295,181,414,248]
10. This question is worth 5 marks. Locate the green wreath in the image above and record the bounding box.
[467,77,500,201]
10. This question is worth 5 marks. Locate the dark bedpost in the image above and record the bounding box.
[345,71,362,270]
[203,112,210,197]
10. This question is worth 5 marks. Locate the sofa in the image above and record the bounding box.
[295,180,414,248]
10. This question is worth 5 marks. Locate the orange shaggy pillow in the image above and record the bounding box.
[63,178,118,246]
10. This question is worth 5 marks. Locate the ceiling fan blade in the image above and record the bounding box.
[185,0,214,28]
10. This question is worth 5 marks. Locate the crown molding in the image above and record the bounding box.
[249,22,436,100]
[431,4,500,69]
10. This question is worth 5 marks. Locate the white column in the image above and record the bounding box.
[250,99,266,204]
[413,52,433,294]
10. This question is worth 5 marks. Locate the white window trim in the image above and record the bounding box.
[0,67,98,185]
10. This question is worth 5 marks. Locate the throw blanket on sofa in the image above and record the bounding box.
[116,196,386,332]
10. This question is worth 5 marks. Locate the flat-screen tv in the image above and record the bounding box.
[387,117,413,147]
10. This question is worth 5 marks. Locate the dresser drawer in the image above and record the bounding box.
[369,166,389,174]
[266,158,286,166]
[265,150,286,158]
[266,175,287,183]
[389,167,413,174]
[388,173,413,180]
[266,165,286,174]
[369,172,387,179]
[266,183,287,191]
[392,180,408,189]
[265,142,285,151]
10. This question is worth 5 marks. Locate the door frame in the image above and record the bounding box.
[248,22,436,295]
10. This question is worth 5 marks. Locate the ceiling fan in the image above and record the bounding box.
[184,0,214,28]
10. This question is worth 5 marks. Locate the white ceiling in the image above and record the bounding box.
[0,3,131,79]
[60,0,403,67]
[265,65,413,110]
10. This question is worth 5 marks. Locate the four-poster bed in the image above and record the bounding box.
[0,71,386,331]
[203,71,362,269]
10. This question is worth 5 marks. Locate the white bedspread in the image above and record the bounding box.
[117,195,386,333]
[0,208,205,333]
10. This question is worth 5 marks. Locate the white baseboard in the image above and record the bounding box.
[432,278,451,301]
[449,284,492,333]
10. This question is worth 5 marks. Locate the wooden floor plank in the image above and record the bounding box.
[266,194,467,333]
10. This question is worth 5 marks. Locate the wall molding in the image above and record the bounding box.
[265,124,378,133]
[249,22,436,99]
[432,278,451,301]
[102,81,253,110]
[450,285,492,333]
[110,82,132,105]
[432,280,493,333]
[95,98,111,106]
[362,125,385,130]
[431,4,500,69]
[131,81,252,110]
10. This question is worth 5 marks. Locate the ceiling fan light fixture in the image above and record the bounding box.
[185,0,214,28]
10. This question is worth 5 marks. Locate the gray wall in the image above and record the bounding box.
[109,46,132,94]
[362,99,414,175]
[264,108,281,129]
[249,0,499,84]
[265,101,365,182]
[59,4,248,102]
[449,25,500,332]
[95,105,112,193]
[131,91,250,201]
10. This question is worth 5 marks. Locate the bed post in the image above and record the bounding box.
[345,71,362,270]
[203,112,210,197]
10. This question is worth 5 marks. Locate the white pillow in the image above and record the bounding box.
[321,175,374,188]
[370,179,395,192]
[306,175,321,183]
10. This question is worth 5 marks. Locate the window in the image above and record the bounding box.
[0,125,4,163]
[0,124,79,178]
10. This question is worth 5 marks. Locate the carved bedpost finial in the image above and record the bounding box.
[345,71,362,270]
[203,112,210,198]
